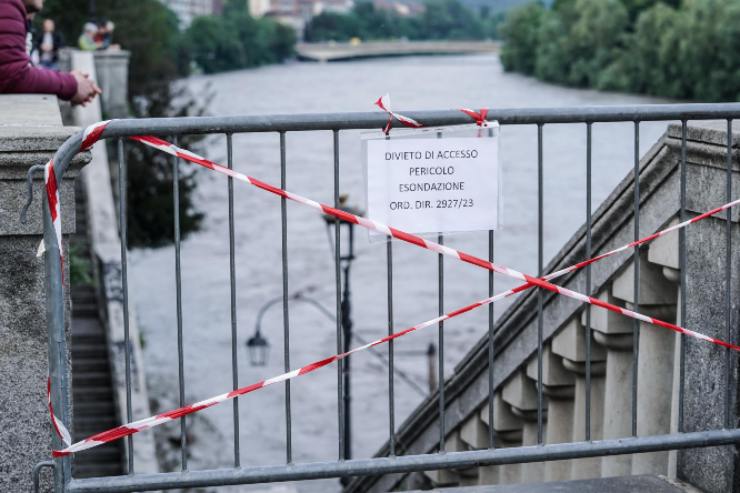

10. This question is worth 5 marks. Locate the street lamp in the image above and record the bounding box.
[322,193,363,461]
[246,328,269,366]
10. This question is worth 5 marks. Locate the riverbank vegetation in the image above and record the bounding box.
[184,1,296,74]
[500,0,740,101]
[43,0,206,246]
[305,0,503,42]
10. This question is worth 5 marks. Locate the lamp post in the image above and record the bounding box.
[246,194,437,463]
[322,194,362,461]
[245,300,275,366]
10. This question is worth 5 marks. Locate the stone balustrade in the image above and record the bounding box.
[347,122,740,493]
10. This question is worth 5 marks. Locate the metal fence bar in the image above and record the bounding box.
[333,130,345,461]
[678,121,688,432]
[79,103,740,139]
[67,429,740,493]
[585,122,593,441]
[536,123,544,444]
[487,124,496,449]
[226,133,241,468]
[437,231,445,452]
[385,131,396,457]
[117,139,134,473]
[172,136,188,470]
[437,130,446,452]
[280,131,293,463]
[487,227,495,449]
[632,121,641,437]
[725,119,734,428]
[387,239,396,456]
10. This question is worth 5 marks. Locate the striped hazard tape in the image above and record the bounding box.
[39,118,739,457]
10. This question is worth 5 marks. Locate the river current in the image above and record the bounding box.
[129,54,665,491]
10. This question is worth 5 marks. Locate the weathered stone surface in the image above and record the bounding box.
[0,95,88,491]
[678,218,740,493]
[93,50,131,119]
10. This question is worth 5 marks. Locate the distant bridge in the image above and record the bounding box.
[295,41,499,62]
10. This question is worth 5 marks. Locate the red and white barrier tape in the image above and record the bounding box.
[44,119,740,456]
[374,94,423,135]
[44,159,62,262]
[128,134,735,347]
[48,377,71,447]
[460,108,490,127]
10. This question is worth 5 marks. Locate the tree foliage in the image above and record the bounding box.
[39,0,297,246]
[184,0,295,74]
[40,0,206,246]
[304,0,501,42]
[500,0,740,102]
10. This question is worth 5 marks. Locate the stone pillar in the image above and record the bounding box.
[59,49,130,120]
[0,95,88,491]
[611,251,678,476]
[93,50,131,119]
[552,318,606,480]
[587,290,634,477]
[478,393,523,485]
[525,346,575,481]
[680,198,740,490]
[502,370,544,483]
[669,123,740,493]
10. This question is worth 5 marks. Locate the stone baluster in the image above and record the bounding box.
[501,370,543,483]
[524,346,576,481]
[585,290,634,477]
[611,250,678,476]
[424,431,468,486]
[477,393,523,485]
[552,318,606,480]
[646,220,681,477]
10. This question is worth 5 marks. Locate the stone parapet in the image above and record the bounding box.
[0,94,89,491]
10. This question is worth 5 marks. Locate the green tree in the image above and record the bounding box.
[304,0,489,42]
[304,11,359,42]
[418,0,485,39]
[533,12,568,81]
[41,0,206,247]
[617,0,681,22]
[187,16,244,74]
[674,0,740,101]
[564,0,629,87]
[500,2,546,75]
[41,0,186,96]
[184,6,295,72]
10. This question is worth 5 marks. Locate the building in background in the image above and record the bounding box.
[161,0,221,28]
[250,0,354,36]
[371,0,423,16]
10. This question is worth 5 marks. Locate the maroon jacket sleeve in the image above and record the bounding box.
[0,0,77,100]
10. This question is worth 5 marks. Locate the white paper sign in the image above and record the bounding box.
[366,134,499,235]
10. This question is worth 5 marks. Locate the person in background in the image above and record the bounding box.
[0,0,101,105]
[94,19,114,49]
[78,21,97,51]
[35,17,64,69]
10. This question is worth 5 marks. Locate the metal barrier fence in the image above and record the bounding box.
[39,103,740,492]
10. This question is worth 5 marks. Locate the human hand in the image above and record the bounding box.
[70,70,102,106]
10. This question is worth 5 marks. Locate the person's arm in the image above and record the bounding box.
[0,0,77,100]
[3,65,78,100]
